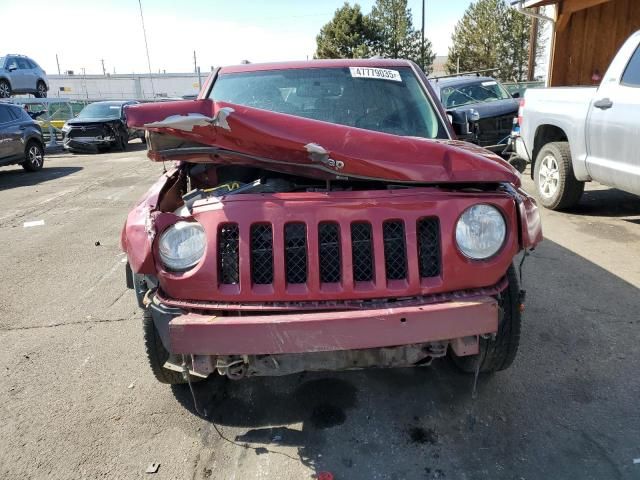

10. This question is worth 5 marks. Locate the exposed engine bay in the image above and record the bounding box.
[157,159,512,217]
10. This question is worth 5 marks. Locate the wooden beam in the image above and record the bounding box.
[556,12,571,31]
[556,0,613,32]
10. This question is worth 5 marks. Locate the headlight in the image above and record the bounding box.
[158,221,206,271]
[61,124,71,133]
[455,204,506,260]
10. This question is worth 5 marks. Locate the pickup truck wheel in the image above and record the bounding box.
[534,142,584,210]
[450,264,521,374]
[143,308,200,385]
[22,141,44,172]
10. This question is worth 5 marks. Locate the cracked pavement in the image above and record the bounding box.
[1,145,639,479]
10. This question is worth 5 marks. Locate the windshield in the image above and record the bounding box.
[0,57,5,68]
[211,67,447,139]
[77,102,122,119]
[440,80,511,108]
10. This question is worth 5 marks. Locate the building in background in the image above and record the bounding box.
[520,0,640,86]
[47,72,207,100]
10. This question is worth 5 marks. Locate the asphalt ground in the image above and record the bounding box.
[0,144,639,479]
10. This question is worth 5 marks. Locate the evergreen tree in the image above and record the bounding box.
[369,0,435,73]
[314,0,435,73]
[315,3,377,59]
[446,0,536,82]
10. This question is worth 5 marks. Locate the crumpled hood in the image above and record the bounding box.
[126,99,520,186]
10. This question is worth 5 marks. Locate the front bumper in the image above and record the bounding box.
[155,296,499,356]
[63,136,116,151]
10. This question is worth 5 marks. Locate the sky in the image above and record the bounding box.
[1,0,476,75]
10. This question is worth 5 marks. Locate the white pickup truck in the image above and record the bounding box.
[514,30,640,210]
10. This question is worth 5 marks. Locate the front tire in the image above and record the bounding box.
[0,79,11,98]
[143,308,199,385]
[534,142,584,210]
[22,141,44,172]
[450,264,521,374]
[118,129,128,151]
[35,81,47,98]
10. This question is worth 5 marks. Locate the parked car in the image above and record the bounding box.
[0,55,49,98]
[0,102,45,171]
[121,59,542,392]
[513,30,640,210]
[430,76,519,155]
[61,101,144,153]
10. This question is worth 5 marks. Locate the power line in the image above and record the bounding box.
[138,0,156,98]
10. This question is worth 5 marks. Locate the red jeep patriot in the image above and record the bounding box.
[122,59,542,388]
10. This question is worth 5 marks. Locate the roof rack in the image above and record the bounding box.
[431,67,499,81]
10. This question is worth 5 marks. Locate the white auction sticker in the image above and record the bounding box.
[349,67,402,82]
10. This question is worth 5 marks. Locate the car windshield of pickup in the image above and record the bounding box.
[77,102,122,120]
[211,67,447,139]
[441,80,511,108]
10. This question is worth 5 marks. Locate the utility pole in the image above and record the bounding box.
[101,58,106,76]
[138,0,156,98]
[55,54,61,75]
[527,7,539,81]
[193,50,201,90]
[421,0,425,71]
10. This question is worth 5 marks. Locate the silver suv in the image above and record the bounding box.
[0,55,49,98]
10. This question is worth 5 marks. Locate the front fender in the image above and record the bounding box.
[121,167,181,273]
[517,188,543,249]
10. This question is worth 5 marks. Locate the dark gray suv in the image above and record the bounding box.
[0,55,49,98]
[0,103,45,171]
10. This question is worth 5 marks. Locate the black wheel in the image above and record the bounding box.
[143,308,200,385]
[534,142,584,210]
[35,81,47,98]
[118,129,128,151]
[22,141,44,172]
[0,79,11,98]
[450,264,521,374]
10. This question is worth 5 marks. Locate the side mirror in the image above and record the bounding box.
[512,91,521,99]
[447,109,479,140]
[8,64,17,72]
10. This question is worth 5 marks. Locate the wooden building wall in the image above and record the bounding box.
[550,0,640,86]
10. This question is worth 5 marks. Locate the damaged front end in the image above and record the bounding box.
[122,98,542,380]
[63,120,122,152]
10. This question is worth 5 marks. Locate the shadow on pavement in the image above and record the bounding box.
[568,187,640,218]
[0,166,82,191]
[173,239,640,480]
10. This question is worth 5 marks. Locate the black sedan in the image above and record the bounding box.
[430,76,519,154]
[61,101,144,153]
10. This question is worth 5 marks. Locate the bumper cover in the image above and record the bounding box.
[63,136,115,151]
[166,296,498,355]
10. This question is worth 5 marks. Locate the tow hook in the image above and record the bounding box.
[216,356,249,380]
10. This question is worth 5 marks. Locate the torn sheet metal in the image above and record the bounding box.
[126,98,520,186]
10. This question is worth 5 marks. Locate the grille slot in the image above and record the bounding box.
[251,224,274,284]
[417,218,441,278]
[218,224,239,284]
[318,222,341,283]
[383,220,407,280]
[351,222,374,282]
[285,223,307,284]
